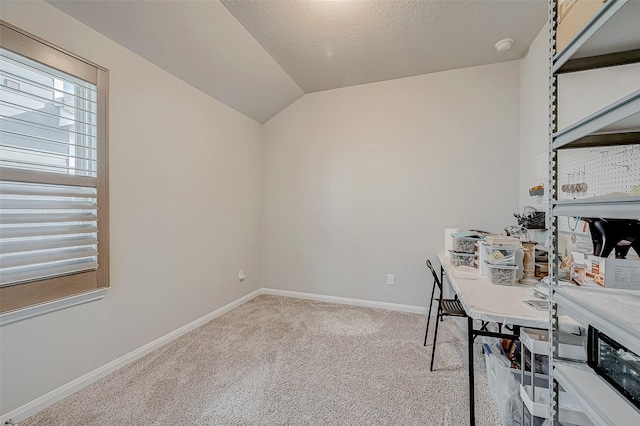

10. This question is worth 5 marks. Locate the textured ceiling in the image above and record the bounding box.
[47,0,547,123]
[47,0,304,124]
[221,0,547,93]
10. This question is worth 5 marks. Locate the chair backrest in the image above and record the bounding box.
[425,259,442,291]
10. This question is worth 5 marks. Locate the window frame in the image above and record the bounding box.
[0,21,109,315]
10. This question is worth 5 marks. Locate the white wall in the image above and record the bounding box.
[261,62,521,306]
[518,23,551,246]
[0,1,263,415]
[519,23,550,213]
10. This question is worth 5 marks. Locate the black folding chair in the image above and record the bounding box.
[423,259,467,371]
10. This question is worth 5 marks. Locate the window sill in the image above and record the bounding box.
[0,289,107,326]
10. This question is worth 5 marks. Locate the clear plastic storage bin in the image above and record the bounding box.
[485,245,517,265]
[483,340,523,426]
[451,236,479,254]
[487,263,519,285]
[448,250,476,267]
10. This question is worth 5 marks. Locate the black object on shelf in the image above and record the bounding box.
[583,218,640,259]
[587,326,640,411]
[515,212,546,230]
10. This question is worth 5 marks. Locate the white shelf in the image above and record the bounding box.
[554,360,640,426]
[521,385,551,418]
[520,327,586,361]
[549,1,640,422]
[553,0,640,73]
[520,385,592,423]
[552,89,640,150]
[552,194,640,219]
[554,286,640,356]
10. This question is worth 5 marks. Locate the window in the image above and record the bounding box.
[0,21,108,314]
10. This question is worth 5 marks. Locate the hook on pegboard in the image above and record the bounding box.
[612,164,632,171]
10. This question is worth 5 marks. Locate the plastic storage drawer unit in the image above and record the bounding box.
[452,236,479,254]
[485,246,517,265]
[449,250,476,267]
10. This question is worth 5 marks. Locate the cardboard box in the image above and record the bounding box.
[558,0,578,23]
[556,0,606,52]
[571,251,640,290]
[570,252,603,286]
[604,258,640,290]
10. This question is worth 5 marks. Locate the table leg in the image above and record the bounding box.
[468,316,475,426]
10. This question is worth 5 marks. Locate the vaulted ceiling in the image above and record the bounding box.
[47,0,547,123]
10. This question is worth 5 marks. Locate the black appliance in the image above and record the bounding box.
[588,326,640,410]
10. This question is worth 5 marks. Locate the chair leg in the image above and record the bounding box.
[430,312,442,371]
[468,316,476,425]
[424,283,437,346]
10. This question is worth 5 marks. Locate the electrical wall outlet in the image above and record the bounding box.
[387,274,395,286]
[238,270,245,282]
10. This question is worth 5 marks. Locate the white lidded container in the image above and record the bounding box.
[486,246,518,265]
[444,228,460,252]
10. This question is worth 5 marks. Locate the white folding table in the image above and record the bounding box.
[437,252,548,425]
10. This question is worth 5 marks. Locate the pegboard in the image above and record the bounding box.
[556,144,640,244]
[557,144,640,200]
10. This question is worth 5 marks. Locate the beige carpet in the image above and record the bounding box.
[21,295,502,425]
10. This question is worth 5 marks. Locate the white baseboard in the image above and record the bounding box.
[260,288,427,315]
[2,287,427,423]
[0,289,262,424]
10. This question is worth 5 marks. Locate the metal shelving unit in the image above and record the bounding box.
[554,287,640,356]
[552,89,640,150]
[553,0,640,73]
[552,195,640,219]
[548,0,640,423]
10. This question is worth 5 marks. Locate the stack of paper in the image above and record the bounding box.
[484,235,522,246]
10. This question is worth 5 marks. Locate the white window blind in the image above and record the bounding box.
[0,46,100,287]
